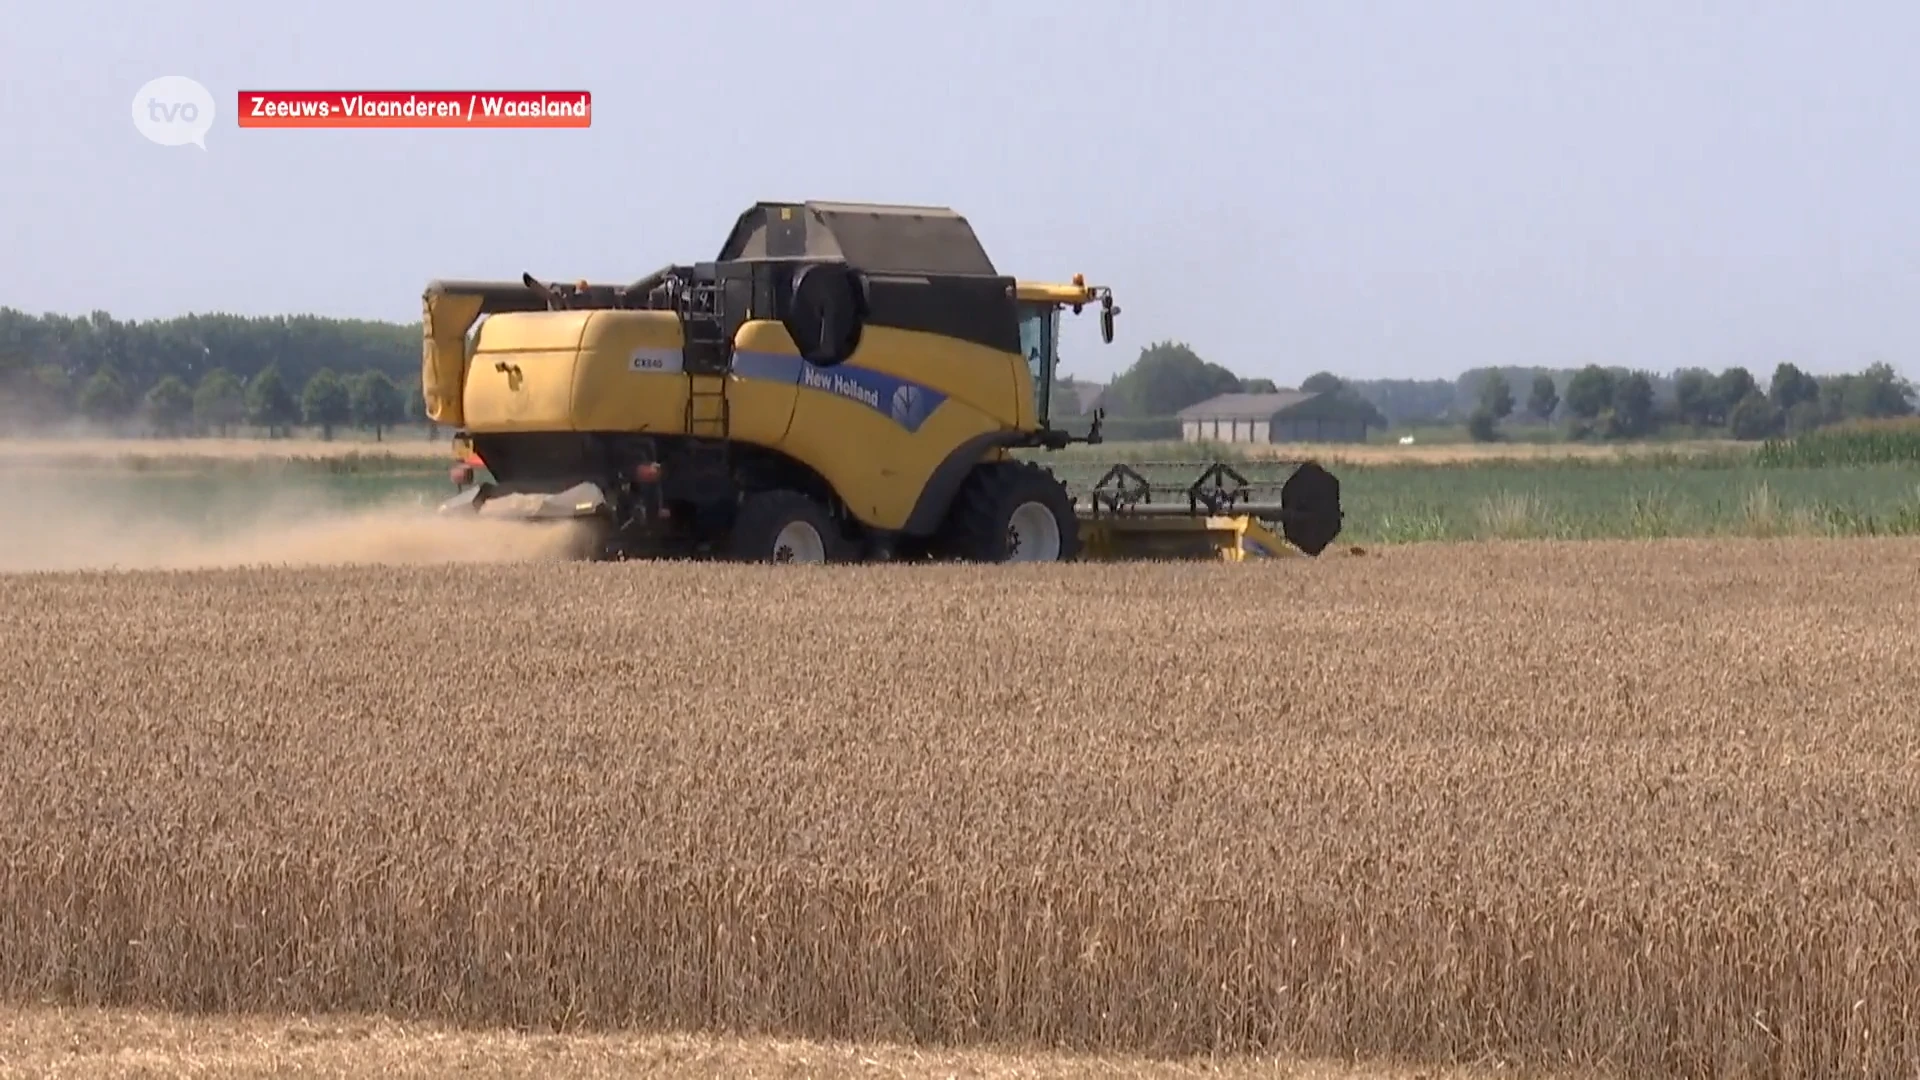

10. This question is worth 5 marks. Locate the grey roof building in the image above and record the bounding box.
[1176,391,1377,444]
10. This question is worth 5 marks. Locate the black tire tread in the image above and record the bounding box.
[941,460,1082,562]
[728,489,852,562]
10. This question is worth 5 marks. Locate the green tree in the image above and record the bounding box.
[1526,373,1559,421]
[1343,377,1453,425]
[301,368,352,439]
[1101,341,1242,417]
[1814,374,1856,424]
[1479,371,1515,422]
[246,364,298,437]
[6,365,74,428]
[1240,377,1280,394]
[144,374,194,435]
[1607,371,1656,438]
[1847,362,1916,419]
[1672,368,1716,427]
[77,369,129,425]
[1715,367,1757,423]
[348,369,404,441]
[34,365,73,412]
[1293,372,1390,430]
[1562,365,1616,424]
[1728,392,1783,440]
[193,368,247,435]
[1768,362,1819,412]
[1464,371,1514,443]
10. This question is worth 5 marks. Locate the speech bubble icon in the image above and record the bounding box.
[132,76,215,149]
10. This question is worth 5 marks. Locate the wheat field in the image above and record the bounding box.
[1,540,1916,1078]
[0,1005,1548,1080]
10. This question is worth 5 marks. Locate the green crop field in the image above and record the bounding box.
[1034,423,1920,545]
[1343,463,1920,542]
[1042,457,1920,544]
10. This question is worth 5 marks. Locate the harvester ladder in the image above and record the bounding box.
[680,279,734,476]
[685,372,730,439]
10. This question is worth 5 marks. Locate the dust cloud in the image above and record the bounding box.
[0,484,594,573]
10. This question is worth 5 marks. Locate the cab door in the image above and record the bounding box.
[1016,302,1060,426]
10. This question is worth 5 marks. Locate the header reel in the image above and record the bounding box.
[1079,460,1344,556]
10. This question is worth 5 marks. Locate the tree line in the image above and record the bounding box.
[1061,342,1916,442]
[1458,361,1915,441]
[0,308,425,438]
[3,305,1915,442]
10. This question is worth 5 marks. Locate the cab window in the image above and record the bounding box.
[1017,303,1058,420]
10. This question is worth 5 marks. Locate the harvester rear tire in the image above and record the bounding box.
[728,489,852,564]
[941,461,1081,562]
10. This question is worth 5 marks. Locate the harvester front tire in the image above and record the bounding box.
[943,461,1081,562]
[729,489,851,564]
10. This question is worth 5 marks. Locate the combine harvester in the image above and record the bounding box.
[423,200,1343,563]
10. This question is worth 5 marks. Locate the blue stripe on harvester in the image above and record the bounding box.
[730,350,803,384]
[730,349,948,434]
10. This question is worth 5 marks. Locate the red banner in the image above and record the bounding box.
[236,91,591,128]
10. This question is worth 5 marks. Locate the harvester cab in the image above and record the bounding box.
[423,199,1341,563]
[1010,275,1119,450]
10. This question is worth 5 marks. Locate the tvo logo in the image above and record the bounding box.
[132,76,215,149]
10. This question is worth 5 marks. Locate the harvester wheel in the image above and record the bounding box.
[942,461,1081,562]
[729,489,851,564]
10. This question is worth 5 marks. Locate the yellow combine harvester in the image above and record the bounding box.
[422,200,1342,562]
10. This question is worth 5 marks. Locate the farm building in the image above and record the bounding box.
[1176,391,1378,444]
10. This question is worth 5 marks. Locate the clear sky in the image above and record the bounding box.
[5,0,1917,386]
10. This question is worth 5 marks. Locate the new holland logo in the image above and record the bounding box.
[733,350,948,433]
[890,384,922,426]
[800,364,882,410]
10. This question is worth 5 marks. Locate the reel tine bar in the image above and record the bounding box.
[1089,463,1154,516]
[1187,462,1254,515]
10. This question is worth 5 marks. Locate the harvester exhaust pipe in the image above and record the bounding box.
[522,272,560,308]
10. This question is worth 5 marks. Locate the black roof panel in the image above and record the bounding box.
[716,200,1000,277]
